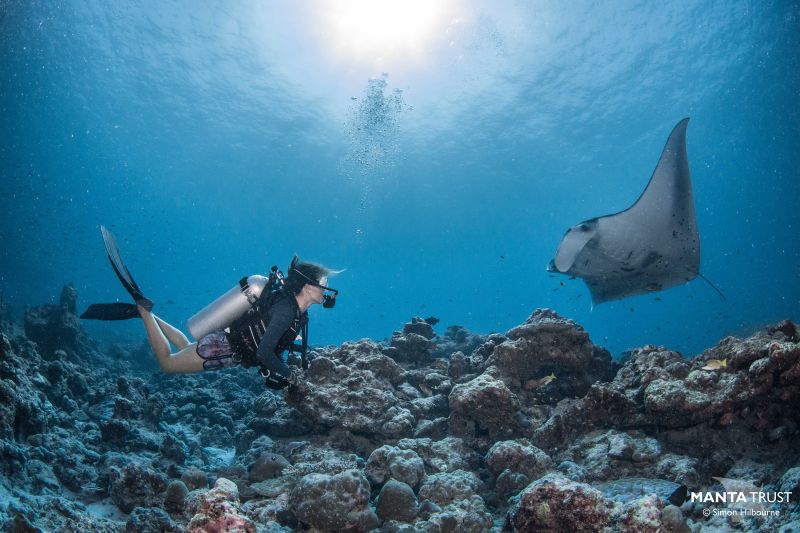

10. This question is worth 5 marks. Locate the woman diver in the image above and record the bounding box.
[81,226,339,389]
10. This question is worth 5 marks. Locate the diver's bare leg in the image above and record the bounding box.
[153,314,191,349]
[138,305,205,373]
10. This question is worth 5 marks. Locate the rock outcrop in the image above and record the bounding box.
[1,290,798,532]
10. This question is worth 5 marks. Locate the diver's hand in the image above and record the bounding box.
[260,367,285,390]
[260,367,307,391]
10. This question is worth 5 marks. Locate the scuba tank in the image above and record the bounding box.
[187,267,284,340]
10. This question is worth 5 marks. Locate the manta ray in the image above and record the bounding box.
[548,118,724,304]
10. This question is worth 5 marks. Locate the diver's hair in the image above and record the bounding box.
[285,259,336,295]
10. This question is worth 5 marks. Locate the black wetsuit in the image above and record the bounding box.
[227,291,308,387]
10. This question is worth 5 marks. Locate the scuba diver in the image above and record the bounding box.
[81,226,339,389]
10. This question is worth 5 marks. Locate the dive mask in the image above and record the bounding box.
[289,259,339,309]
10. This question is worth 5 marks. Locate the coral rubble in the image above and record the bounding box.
[0,291,798,532]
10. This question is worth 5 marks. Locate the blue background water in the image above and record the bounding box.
[1,1,798,357]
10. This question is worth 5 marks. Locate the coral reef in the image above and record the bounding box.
[0,287,798,532]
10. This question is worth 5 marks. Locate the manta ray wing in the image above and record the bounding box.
[549,118,700,304]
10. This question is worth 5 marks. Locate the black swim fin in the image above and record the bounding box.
[80,303,140,320]
[80,225,153,321]
[100,225,153,309]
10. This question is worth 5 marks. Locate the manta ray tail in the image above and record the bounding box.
[697,273,727,302]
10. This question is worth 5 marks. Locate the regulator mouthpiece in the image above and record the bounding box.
[323,292,337,308]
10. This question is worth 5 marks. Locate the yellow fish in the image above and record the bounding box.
[702,358,727,371]
[524,373,557,390]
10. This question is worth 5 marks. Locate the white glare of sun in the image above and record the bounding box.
[318,0,452,59]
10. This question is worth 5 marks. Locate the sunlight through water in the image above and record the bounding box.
[316,0,455,65]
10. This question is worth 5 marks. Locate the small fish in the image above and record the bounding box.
[419,384,433,396]
[524,373,557,389]
[538,373,557,386]
[702,358,727,371]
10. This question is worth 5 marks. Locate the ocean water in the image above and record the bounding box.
[1,0,798,358]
